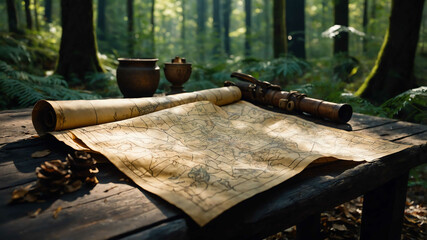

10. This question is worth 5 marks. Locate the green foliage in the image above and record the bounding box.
[0,34,31,64]
[165,56,310,93]
[0,31,59,75]
[238,56,311,85]
[380,87,427,124]
[84,72,121,98]
[0,61,98,110]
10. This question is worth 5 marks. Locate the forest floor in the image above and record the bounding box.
[265,164,427,240]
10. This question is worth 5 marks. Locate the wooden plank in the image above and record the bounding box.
[0,138,69,189]
[0,108,35,145]
[355,120,427,143]
[0,177,182,239]
[348,113,397,131]
[120,219,190,240]
[360,172,409,240]
[394,130,427,146]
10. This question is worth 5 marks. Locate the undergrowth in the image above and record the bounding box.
[0,61,97,109]
[1,30,425,125]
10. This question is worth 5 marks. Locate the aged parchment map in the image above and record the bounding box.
[42,91,410,226]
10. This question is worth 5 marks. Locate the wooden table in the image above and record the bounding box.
[0,108,426,239]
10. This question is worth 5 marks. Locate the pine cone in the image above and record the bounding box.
[10,152,100,204]
[36,160,71,193]
[10,159,71,203]
[66,151,99,185]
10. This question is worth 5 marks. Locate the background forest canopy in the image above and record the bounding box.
[0,0,426,124]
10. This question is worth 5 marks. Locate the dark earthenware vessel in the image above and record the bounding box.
[116,58,160,98]
[164,57,192,94]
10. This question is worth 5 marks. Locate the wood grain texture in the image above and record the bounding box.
[0,108,35,145]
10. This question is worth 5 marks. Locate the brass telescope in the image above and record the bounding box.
[226,72,353,123]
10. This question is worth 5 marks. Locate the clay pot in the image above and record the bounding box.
[116,58,160,98]
[164,57,192,94]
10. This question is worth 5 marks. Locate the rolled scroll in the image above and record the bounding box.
[32,86,242,135]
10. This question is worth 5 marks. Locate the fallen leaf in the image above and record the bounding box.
[31,149,51,158]
[64,180,82,193]
[332,223,348,231]
[28,208,42,218]
[11,187,30,200]
[53,206,62,219]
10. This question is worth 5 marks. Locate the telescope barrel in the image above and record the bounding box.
[229,72,353,123]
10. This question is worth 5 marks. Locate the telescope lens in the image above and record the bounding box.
[338,104,353,123]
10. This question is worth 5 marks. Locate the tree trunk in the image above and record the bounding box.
[362,0,368,53]
[150,0,155,57]
[97,0,106,41]
[56,0,104,85]
[264,0,271,58]
[371,0,376,19]
[370,0,376,35]
[127,0,134,57]
[223,0,231,57]
[33,0,39,30]
[286,0,306,59]
[181,0,186,47]
[333,0,349,55]
[6,0,19,33]
[44,0,52,23]
[197,0,206,62]
[273,0,287,58]
[321,0,327,30]
[213,0,221,56]
[356,0,425,104]
[244,0,252,57]
[24,0,33,30]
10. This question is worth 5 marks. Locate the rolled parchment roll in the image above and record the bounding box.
[32,86,242,135]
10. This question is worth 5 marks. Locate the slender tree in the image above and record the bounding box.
[127,0,134,57]
[97,0,106,41]
[321,0,327,29]
[370,0,376,38]
[362,0,368,53]
[333,0,349,55]
[244,0,252,57]
[6,0,19,33]
[371,0,376,19]
[213,0,221,56]
[223,0,231,57]
[197,0,207,62]
[356,0,425,103]
[44,0,52,23]
[286,0,306,59]
[150,0,155,57]
[56,0,104,84]
[24,0,33,30]
[34,0,40,30]
[273,0,287,58]
[181,0,186,46]
[264,0,271,58]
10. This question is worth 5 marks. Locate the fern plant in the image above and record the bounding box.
[0,35,31,64]
[0,61,98,110]
[380,87,427,124]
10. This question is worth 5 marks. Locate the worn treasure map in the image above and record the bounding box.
[32,86,410,226]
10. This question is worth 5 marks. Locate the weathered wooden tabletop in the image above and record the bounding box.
[0,107,426,239]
